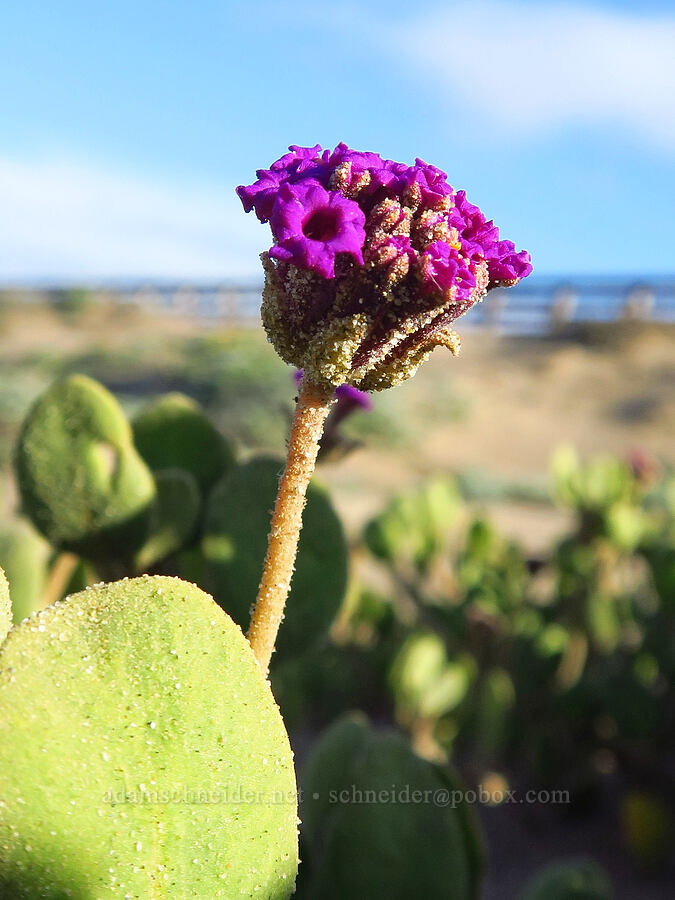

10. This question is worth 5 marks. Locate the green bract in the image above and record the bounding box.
[0,519,50,623]
[133,393,235,494]
[203,457,347,663]
[0,575,298,898]
[0,567,10,644]
[15,375,156,559]
[298,716,483,899]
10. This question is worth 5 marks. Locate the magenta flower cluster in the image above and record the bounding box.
[237,143,532,299]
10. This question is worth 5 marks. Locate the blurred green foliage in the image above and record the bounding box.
[132,391,235,494]
[134,468,201,571]
[519,858,612,899]
[365,477,462,574]
[620,790,674,871]
[351,448,675,803]
[15,375,156,560]
[296,715,483,899]
[51,287,92,320]
[0,360,671,893]
[0,519,49,622]
[4,380,349,674]
[202,456,348,663]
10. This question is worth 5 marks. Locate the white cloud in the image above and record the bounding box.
[390,1,675,150]
[0,157,265,282]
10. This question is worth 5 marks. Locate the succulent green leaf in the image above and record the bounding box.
[0,566,10,644]
[551,447,634,515]
[471,667,516,756]
[135,469,201,571]
[298,715,483,899]
[62,557,99,598]
[519,858,612,900]
[203,457,347,663]
[175,546,208,586]
[605,502,647,551]
[0,575,298,898]
[641,539,675,607]
[15,375,156,560]
[389,631,472,721]
[0,519,50,623]
[550,445,581,507]
[299,716,370,844]
[364,478,461,572]
[133,393,235,494]
[586,592,621,653]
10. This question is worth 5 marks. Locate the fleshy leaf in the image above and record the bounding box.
[0,575,298,897]
[132,393,235,494]
[0,519,50,623]
[389,631,472,722]
[364,478,461,573]
[202,457,347,663]
[135,469,201,571]
[14,375,156,560]
[297,715,483,899]
[0,567,10,644]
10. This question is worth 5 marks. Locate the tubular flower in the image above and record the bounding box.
[269,181,365,278]
[237,143,532,391]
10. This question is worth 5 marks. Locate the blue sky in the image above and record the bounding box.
[1,0,674,281]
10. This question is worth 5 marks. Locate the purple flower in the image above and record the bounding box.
[268,180,366,278]
[419,241,476,300]
[451,191,499,258]
[236,145,330,222]
[407,158,453,206]
[328,142,386,174]
[335,382,373,411]
[236,169,284,223]
[486,240,534,284]
[270,144,324,172]
[239,144,532,391]
[237,143,530,290]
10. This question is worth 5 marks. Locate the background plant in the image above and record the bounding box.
[0,351,672,895]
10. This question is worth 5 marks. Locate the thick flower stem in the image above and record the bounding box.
[247,377,335,674]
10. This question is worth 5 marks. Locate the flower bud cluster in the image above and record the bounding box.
[237,144,532,390]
